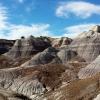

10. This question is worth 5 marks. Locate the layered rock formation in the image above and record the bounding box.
[78,55,100,79]
[0,25,100,100]
[0,88,31,100]
[0,39,15,55]
[70,25,100,62]
[21,47,61,67]
[57,48,77,64]
[0,64,77,98]
[5,36,51,58]
[0,67,46,96]
[52,37,72,48]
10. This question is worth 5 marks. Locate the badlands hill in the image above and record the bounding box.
[70,25,100,62]
[0,39,15,55]
[0,25,100,100]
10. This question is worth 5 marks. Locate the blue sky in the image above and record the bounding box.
[0,0,100,39]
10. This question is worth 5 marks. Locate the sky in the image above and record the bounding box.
[0,0,100,39]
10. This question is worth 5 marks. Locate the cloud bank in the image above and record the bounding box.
[0,4,53,39]
[56,1,100,18]
[7,24,52,39]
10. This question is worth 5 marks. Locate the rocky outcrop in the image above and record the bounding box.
[52,37,72,48]
[78,55,100,79]
[0,64,77,98]
[21,47,61,67]
[70,25,100,62]
[10,77,46,96]
[0,39,15,55]
[57,48,77,64]
[0,88,31,100]
[5,36,51,58]
[0,67,46,96]
[28,45,79,66]
[91,25,100,33]
[94,94,100,100]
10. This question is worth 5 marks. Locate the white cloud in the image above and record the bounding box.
[56,1,100,18]
[5,24,52,39]
[0,23,53,39]
[0,4,8,30]
[0,4,53,39]
[63,23,100,38]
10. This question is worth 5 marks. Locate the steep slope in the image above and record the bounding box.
[0,88,31,100]
[78,55,100,79]
[21,47,61,67]
[0,39,15,55]
[0,64,77,97]
[70,25,100,62]
[57,48,77,64]
[5,36,51,58]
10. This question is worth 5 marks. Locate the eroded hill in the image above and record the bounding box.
[0,25,100,100]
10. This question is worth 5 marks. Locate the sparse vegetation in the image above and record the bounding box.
[44,73,100,100]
